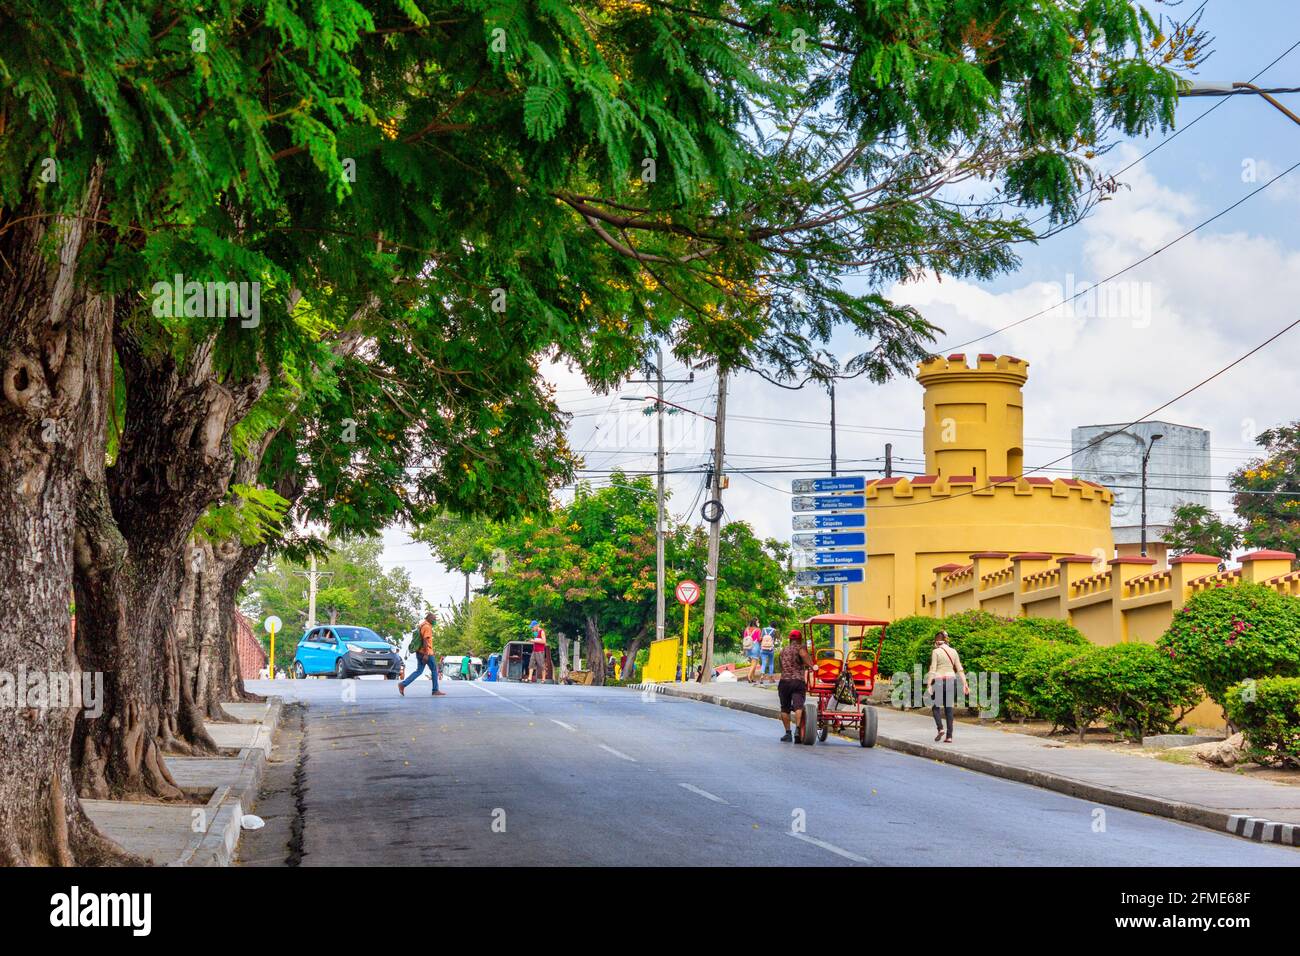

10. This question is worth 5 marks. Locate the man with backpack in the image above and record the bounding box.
[398,611,446,697]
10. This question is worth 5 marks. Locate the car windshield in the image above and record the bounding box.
[333,626,383,643]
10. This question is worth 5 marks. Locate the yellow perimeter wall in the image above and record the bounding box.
[925,549,1300,728]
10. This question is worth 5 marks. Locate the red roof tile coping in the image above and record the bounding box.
[932,563,964,573]
[969,551,1010,559]
[946,353,966,362]
[1057,554,1100,564]
[1011,552,1055,561]
[1238,549,1296,561]
[978,353,997,361]
[1170,553,1223,565]
[911,475,938,485]
[1109,556,1157,566]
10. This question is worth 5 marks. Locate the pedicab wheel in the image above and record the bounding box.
[801,700,818,745]
[817,723,828,742]
[860,704,878,748]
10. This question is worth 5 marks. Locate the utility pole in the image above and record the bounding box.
[697,370,728,683]
[625,351,692,648]
[1140,433,1164,558]
[293,554,332,629]
[655,347,666,646]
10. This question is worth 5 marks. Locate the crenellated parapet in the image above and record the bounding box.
[866,474,1115,508]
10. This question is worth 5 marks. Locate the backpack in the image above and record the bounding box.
[760,627,775,651]
[742,629,755,651]
[411,625,425,656]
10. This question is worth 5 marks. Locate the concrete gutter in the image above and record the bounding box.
[630,682,1300,848]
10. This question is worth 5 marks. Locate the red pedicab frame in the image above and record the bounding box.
[797,614,886,747]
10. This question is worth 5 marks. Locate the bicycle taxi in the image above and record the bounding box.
[797,613,886,747]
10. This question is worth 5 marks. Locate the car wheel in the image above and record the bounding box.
[384,672,397,680]
[333,658,346,679]
[801,701,817,745]
[860,704,878,748]
[293,661,306,680]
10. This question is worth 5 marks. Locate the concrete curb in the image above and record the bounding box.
[629,683,1300,848]
[173,696,283,866]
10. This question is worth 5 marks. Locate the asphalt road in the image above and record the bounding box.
[240,677,1300,867]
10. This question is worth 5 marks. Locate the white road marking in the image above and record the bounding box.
[550,719,577,732]
[467,681,533,713]
[598,744,637,762]
[787,832,870,863]
[679,783,727,804]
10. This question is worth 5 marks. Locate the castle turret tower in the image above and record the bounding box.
[919,352,1027,481]
[848,353,1115,621]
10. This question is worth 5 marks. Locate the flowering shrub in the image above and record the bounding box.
[1157,583,1300,709]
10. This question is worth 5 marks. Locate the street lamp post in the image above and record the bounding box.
[1140,433,1164,558]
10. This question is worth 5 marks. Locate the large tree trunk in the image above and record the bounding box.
[73,328,268,798]
[584,614,606,686]
[183,537,268,721]
[622,623,649,681]
[0,172,140,863]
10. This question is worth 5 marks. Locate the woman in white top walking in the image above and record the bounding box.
[926,630,969,743]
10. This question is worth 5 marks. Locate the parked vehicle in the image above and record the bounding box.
[440,655,484,680]
[292,625,402,679]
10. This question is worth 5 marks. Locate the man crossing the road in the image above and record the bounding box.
[398,611,446,697]
[776,629,814,742]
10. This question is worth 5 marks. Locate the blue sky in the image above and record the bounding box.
[386,1,1300,609]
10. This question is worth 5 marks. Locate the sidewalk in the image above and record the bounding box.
[633,681,1300,848]
[82,697,282,866]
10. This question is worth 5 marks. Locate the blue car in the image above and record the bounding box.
[292,624,402,680]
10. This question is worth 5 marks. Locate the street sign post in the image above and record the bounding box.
[675,580,700,682]
[791,476,868,654]
[792,512,866,531]
[263,615,282,680]
[794,568,865,586]
[792,494,866,512]
[791,530,865,550]
[790,475,866,495]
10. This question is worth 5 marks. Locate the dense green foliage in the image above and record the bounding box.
[478,473,807,672]
[1164,503,1240,559]
[1225,677,1300,769]
[432,596,532,658]
[1230,423,1300,560]
[1052,643,1201,742]
[1157,583,1300,708]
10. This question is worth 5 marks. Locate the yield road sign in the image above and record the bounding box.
[675,579,701,605]
[795,568,865,586]
[790,475,866,495]
[792,512,865,531]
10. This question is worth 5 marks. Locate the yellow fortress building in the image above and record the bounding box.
[849,353,1117,621]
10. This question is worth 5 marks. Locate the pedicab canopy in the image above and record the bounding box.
[801,614,890,629]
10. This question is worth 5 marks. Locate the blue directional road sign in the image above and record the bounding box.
[795,568,865,586]
[792,512,866,531]
[790,475,867,495]
[801,550,866,568]
[791,531,865,550]
[791,494,866,513]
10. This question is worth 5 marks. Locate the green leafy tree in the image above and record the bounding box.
[1165,502,1240,559]
[432,597,531,659]
[1231,423,1300,562]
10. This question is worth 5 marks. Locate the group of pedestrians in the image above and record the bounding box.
[740,618,780,678]
[773,628,968,745]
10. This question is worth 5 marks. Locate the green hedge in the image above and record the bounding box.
[1225,677,1300,768]
[1050,643,1201,743]
[1157,583,1300,709]
[1013,642,1089,732]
